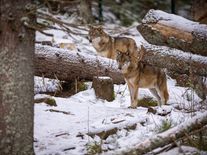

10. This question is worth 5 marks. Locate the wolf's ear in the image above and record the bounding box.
[88,25,93,29]
[140,44,146,52]
[116,50,121,56]
[97,25,103,31]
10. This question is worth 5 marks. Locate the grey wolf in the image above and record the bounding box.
[88,25,139,63]
[116,46,169,108]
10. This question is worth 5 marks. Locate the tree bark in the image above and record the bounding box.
[137,9,207,56]
[35,44,207,84]
[0,0,35,154]
[114,112,207,155]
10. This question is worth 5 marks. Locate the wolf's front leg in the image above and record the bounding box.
[130,86,139,109]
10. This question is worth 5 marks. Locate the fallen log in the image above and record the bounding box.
[137,9,207,56]
[143,44,207,77]
[113,112,207,155]
[35,44,207,84]
[35,44,124,84]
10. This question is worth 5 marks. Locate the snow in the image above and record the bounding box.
[159,146,206,155]
[34,9,207,155]
[34,77,59,94]
[96,76,112,80]
[34,77,206,154]
[145,44,207,64]
[142,9,198,32]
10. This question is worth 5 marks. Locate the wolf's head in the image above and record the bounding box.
[88,25,109,43]
[116,51,131,72]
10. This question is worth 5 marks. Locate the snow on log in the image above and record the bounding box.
[137,9,207,56]
[113,112,207,155]
[35,44,125,84]
[87,119,142,140]
[143,44,207,77]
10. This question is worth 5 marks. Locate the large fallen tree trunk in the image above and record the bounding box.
[137,9,207,56]
[113,112,207,155]
[35,44,207,84]
[142,44,207,76]
[35,44,124,84]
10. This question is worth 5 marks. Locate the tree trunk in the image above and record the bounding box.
[0,0,35,154]
[79,0,94,24]
[191,0,207,24]
[171,0,176,14]
[115,112,207,155]
[98,0,103,23]
[137,9,207,56]
[35,44,207,84]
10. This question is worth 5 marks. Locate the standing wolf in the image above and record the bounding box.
[88,25,139,63]
[88,25,169,108]
[116,46,169,108]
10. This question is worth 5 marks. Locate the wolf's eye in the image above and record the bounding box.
[116,55,120,60]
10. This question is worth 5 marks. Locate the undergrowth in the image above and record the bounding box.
[87,142,102,155]
[156,119,172,133]
[138,97,158,107]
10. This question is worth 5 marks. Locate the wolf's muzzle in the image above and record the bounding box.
[87,36,92,43]
[118,65,122,70]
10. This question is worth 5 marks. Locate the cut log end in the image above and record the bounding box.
[92,76,115,102]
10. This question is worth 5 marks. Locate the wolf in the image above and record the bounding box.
[116,46,169,108]
[88,25,139,63]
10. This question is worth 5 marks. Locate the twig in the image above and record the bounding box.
[24,21,54,37]
[45,109,74,115]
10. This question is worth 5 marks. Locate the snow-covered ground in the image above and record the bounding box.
[34,9,207,155]
[34,79,206,155]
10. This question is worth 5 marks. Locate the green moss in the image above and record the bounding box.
[87,142,102,155]
[78,82,87,92]
[138,97,158,107]
[157,119,172,133]
[45,98,57,106]
[112,91,115,100]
